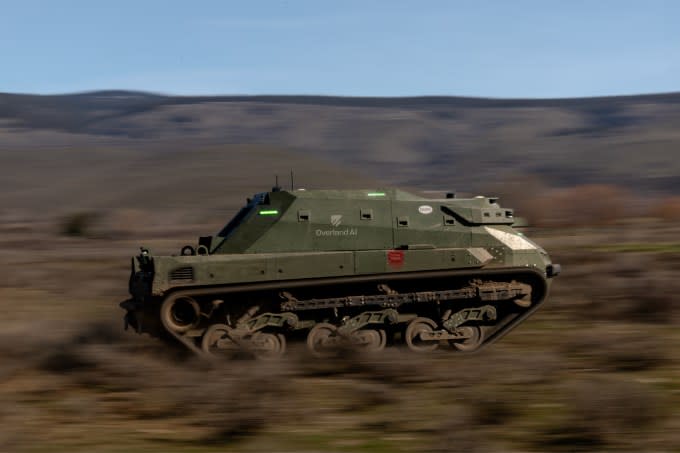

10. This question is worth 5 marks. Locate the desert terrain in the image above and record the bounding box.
[1,92,679,452]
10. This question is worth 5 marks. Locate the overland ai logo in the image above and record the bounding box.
[330,214,343,227]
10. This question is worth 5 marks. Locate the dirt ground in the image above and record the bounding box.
[1,201,679,452]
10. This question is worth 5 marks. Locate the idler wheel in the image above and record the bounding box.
[201,323,238,357]
[350,329,387,353]
[161,296,201,333]
[405,317,439,352]
[513,295,532,308]
[251,332,286,360]
[306,322,338,358]
[451,326,484,352]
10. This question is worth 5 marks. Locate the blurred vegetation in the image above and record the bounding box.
[3,90,680,451]
[59,211,101,237]
[593,243,680,253]
[1,219,679,452]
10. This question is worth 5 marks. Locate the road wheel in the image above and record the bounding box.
[450,326,484,352]
[351,329,387,353]
[405,317,439,352]
[306,322,338,358]
[251,332,286,360]
[201,323,238,358]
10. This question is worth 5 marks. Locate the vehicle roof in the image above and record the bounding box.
[279,188,437,201]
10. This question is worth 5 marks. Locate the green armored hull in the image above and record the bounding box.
[121,188,560,357]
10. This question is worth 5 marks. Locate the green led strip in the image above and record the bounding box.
[367,192,386,197]
[259,210,279,216]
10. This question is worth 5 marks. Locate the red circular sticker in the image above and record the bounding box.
[387,250,405,268]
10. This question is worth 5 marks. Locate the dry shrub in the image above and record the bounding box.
[563,329,667,372]
[57,209,146,239]
[0,315,675,451]
[452,350,564,387]
[468,395,516,426]
[555,253,679,324]
[37,322,124,374]
[59,211,101,237]
[292,344,392,378]
[490,182,635,227]
[5,321,293,444]
[588,271,677,324]
[535,377,660,451]
[428,406,496,453]
[648,196,680,221]
[0,323,562,450]
[542,184,630,227]
[483,175,551,226]
[176,363,292,442]
[303,347,562,390]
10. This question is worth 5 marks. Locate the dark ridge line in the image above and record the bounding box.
[2,90,680,111]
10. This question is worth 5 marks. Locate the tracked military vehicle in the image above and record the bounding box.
[121,187,560,358]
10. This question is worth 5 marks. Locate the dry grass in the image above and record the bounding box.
[551,251,680,324]
[534,377,661,451]
[0,316,675,452]
[1,194,679,452]
[649,196,680,221]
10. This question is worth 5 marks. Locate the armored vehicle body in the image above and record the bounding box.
[121,188,560,357]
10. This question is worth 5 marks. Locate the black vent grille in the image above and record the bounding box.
[169,266,194,282]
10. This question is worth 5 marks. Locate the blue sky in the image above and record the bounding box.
[1,0,678,98]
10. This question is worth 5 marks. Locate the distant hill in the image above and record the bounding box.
[2,90,680,195]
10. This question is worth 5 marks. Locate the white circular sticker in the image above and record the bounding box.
[418,205,433,215]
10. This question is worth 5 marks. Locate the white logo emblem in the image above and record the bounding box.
[330,214,343,227]
[418,205,433,215]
